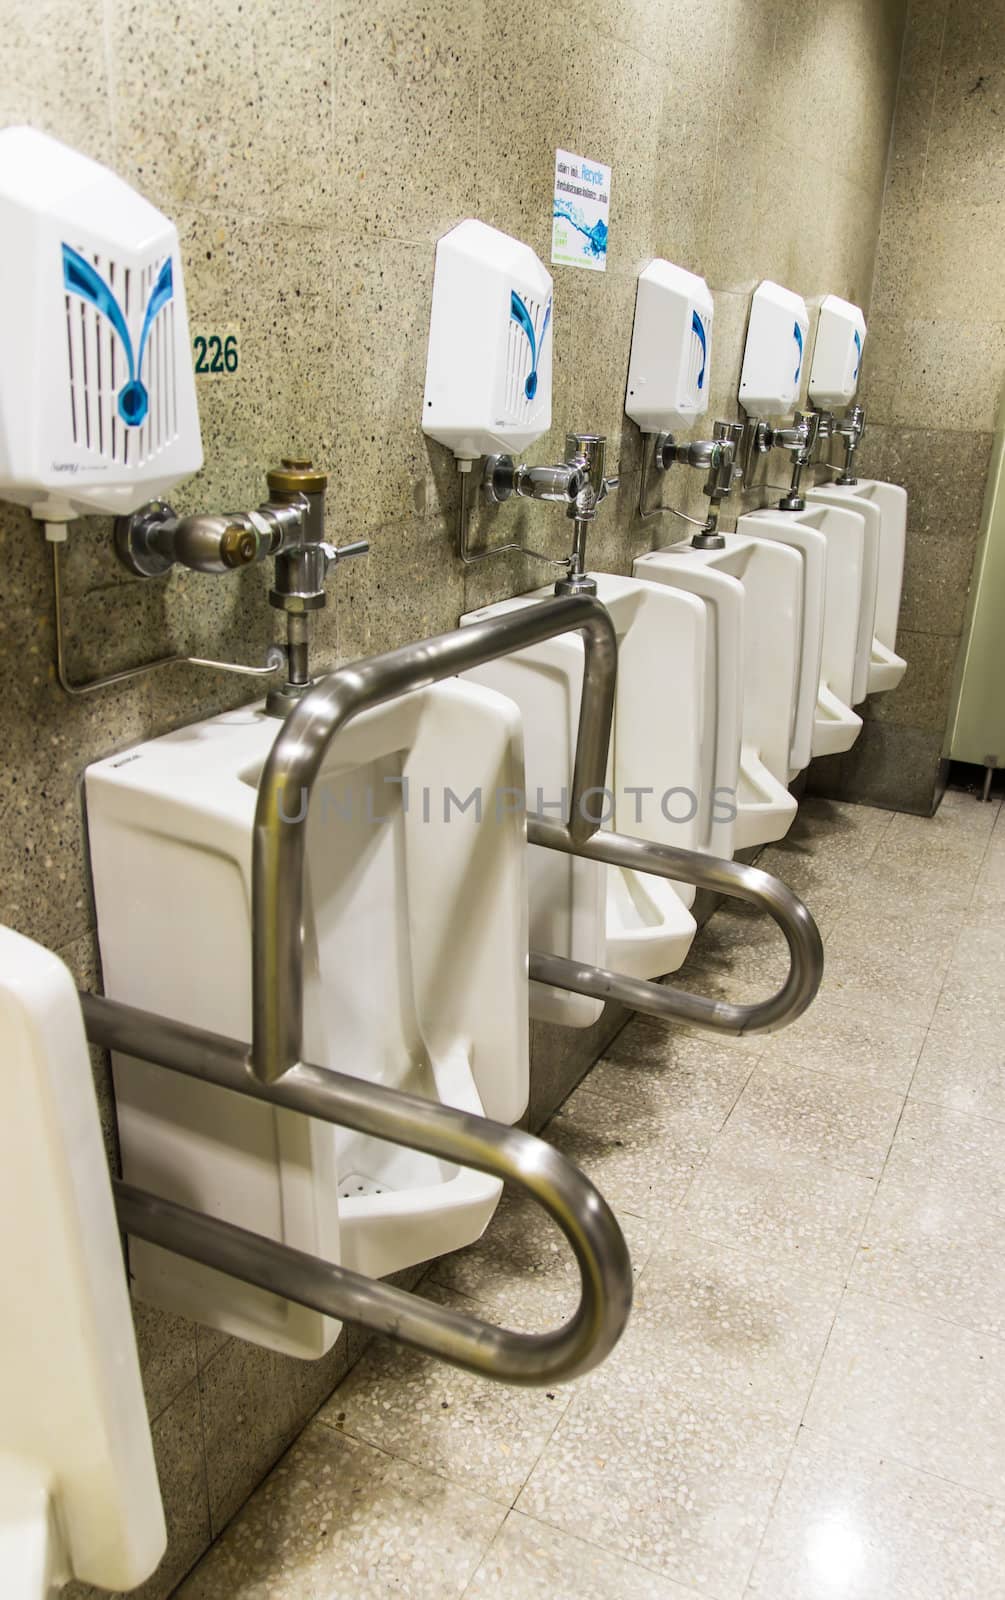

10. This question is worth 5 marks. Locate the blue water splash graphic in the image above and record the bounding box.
[692,311,707,390]
[853,328,862,379]
[62,245,174,427]
[510,291,552,400]
[793,320,804,383]
[552,197,608,261]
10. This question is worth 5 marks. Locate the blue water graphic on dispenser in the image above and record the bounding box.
[853,328,862,379]
[510,291,553,401]
[692,311,707,390]
[62,245,174,428]
[793,321,804,384]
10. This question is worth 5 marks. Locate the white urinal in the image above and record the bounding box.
[462,572,740,1026]
[0,926,165,1598]
[86,681,529,1359]
[807,480,907,692]
[739,502,866,759]
[634,531,806,849]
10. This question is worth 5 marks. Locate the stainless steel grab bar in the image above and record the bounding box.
[526,821,823,1035]
[84,992,632,1386]
[253,592,821,1078]
[253,593,618,1083]
[94,590,820,1390]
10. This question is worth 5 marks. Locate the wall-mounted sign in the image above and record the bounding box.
[552,149,611,273]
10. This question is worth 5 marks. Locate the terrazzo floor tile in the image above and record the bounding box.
[316,1284,571,1505]
[851,1100,1005,1336]
[543,1082,717,1220]
[909,999,1005,1121]
[677,1128,876,1285]
[803,1292,1005,1495]
[842,854,979,916]
[464,1511,705,1599]
[581,1031,757,1122]
[760,990,927,1094]
[747,1427,1005,1600]
[721,1060,905,1180]
[584,1228,841,1420]
[516,1376,797,1599]
[176,1422,505,1600]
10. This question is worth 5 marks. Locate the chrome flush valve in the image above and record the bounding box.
[751,409,823,511]
[554,433,619,596]
[833,404,865,485]
[644,419,743,547]
[114,458,369,717]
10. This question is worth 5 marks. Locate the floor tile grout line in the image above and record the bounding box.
[834,1280,1005,1351]
[796,1417,1005,1511]
[502,1496,733,1600]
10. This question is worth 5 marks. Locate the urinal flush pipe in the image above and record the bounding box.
[555,433,619,597]
[640,419,743,547]
[455,432,618,593]
[833,404,865,485]
[113,458,369,714]
[750,410,822,511]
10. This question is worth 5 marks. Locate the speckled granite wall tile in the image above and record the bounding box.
[862,316,1005,432]
[808,723,946,815]
[923,0,1005,207]
[331,239,436,539]
[333,0,481,242]
[873,198,1005,322]
[899,528,979,634]
[856,426,993,536]
[365,514,467,652]
[172,212,337,516]
[564,0,670,54]
[131,1301,201,1423]
[0,0,113,163]
[571,33,664,278]
[704,108,777,294]
[477,2,577,262]
[110,0,333,222]
[862,629,959,732]
[553,271,637,467]
[199,1334,312,1536]
[883,0,948,202]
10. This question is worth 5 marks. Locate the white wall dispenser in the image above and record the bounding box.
[0,125,201,524]
[808,293,867,410]
[625,259,714,436]
[422,217,553,464]
[739,279,810,418]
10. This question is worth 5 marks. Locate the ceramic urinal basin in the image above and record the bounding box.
[462,572,740,1027]
[0,926,165,1599]
[807,480,907,693]
[739,501,867,759]
[86,681,529,1359]
[635,531,805,850]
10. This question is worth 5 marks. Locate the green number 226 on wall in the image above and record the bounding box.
[192,330,239,377]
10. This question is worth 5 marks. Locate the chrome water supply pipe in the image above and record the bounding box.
[639,420,744,545]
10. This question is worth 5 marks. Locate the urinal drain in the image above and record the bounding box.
[338,1171,387,1199]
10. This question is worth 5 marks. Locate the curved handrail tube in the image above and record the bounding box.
[253,594,618,1083]
[83,992,633,1386]
[527,819,823,1035]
